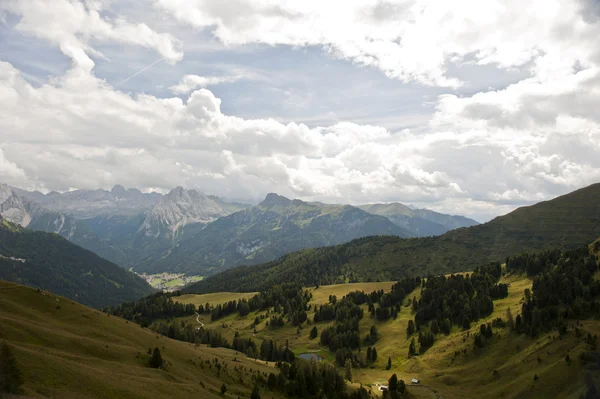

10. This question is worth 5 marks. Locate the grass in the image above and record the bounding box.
[0,280,283,399]
[175,292,258,307]
[164,278,184,288]
[173,277,599,398]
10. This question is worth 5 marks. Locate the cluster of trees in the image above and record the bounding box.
[153,320,230,348]
[373,278,421,321]
[473,323,494,348]
[406,263,508,354]
[383,373,406,399]
[259,339,296,363]
[104,291,196,327]
[319,295,364,351]
[506,249,562,276]
[274,359,351,398]
[210,282,312,322]
[148,347,164,369]
[511,246,600,336]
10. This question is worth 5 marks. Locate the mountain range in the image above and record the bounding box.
[135,193,414,275]
[1,183,479,276]
[186,182,600,293]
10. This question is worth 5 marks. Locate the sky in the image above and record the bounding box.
[1,0,599,222]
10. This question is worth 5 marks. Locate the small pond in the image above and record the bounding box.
[298,353,323,361]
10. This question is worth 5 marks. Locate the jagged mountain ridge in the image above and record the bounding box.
[12,184,163,218]
[134,193,414,275]
[139,186,229,238]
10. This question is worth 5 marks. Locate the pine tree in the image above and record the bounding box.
[431,319,439,335]
[462,315,471,330]
[388,373,398,391]
[345,359,353,382]
[408,338,417,357]
[371,347,378,362]
[220,383,227,395]
[386,356,392,370]
[309,326,318,339]
[506,307,514,330]
[0,342,24,394]
[251,384,261,399]
[406,320,415,338]
[149,347,164,369]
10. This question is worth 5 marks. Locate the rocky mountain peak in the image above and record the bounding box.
[260,193,292,208]
[0,183,12,204]
[111,184,127,197]
[140,187,229,236]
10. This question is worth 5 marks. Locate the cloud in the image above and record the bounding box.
[0,148,28,184]
[1,0,600,222]
[0,0,183,72]
[154,0,600,88]
[170,74,244,94]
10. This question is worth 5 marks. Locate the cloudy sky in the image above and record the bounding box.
[1,0,599,221]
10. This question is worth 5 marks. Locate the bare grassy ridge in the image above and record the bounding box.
[180,277,599,399]
[0,280,283,399]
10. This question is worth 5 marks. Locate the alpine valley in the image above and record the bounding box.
[1,183,478,277]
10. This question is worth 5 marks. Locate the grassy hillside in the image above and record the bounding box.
[175,275,599,399]
[0,280,283,399]
[188,183,600,293]
[137,193,413,276]
[0,217,154,308]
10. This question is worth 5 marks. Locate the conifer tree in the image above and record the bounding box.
[345,359,353,382]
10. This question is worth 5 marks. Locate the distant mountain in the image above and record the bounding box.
[0,216,153,308]
[12,184,163,218]
[139,186,230,238]
[187,183,600,293]
[1,184,128,265]
[7,185,251,267]
[357,203,479,236]
[135,193,414,275]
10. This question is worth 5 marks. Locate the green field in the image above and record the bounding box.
[0,280,283,399]
[175,291,258,307]
[171,277,600,398]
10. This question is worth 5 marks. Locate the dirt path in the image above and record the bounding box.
[194,312,205,328]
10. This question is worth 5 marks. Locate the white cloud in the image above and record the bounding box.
[0,0,600,221]
[1,0,183,72]
[170,74,243,94]
[154,0,600,88]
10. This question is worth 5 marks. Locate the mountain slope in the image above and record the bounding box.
[187,183,600,292]
[1,184,128,265]
[0,280,282,399]
[0,216,153,308]
[358,202,479,236]
[136,193,413,275]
